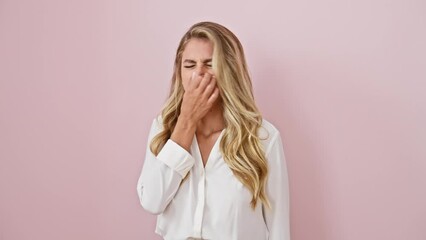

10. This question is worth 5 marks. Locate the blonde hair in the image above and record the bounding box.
[150,21,270,210]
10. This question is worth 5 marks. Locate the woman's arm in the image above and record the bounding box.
[137,72,218,215]
[136,117,195,215]
[263,132,291,240]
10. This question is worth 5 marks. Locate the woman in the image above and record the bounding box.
[136,21,290,240]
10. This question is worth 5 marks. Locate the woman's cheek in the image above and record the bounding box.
[182,76,190,91]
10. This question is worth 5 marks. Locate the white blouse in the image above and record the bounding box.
[136,115,291,240]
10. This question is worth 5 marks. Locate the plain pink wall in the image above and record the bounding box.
[1,0,425,239]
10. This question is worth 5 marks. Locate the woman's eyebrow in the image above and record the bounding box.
[183,59,196,64]
[183,58,212,64]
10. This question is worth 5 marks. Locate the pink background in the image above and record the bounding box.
[1,0,425,239]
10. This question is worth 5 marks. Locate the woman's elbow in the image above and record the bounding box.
[140,199,166,215]
[137,188,166,215]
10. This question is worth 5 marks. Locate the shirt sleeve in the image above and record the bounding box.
[136,117,195,215]
[263,132,291,240]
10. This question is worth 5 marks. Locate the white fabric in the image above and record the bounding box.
[136,115,291,240]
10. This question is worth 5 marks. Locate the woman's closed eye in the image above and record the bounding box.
[183,64,212,69]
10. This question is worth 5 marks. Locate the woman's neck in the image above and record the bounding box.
[196,100,225,137]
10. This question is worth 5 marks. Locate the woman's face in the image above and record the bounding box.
[180,38,215,91]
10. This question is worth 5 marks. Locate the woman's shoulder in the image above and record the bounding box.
[258,118,282,153]
[148,114,164,133]
[153,114,163,125]
[259,118,280,138]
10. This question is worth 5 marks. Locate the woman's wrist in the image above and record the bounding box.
[177,114,197,130]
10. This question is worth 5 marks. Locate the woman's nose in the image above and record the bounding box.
[196,65,211,77]
[196,65,206,74]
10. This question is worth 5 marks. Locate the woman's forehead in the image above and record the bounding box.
[182,38,213,60]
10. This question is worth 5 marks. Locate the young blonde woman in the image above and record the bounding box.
[136,21,290,240]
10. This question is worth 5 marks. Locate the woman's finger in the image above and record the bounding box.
[207,87,220,104]
[202,76,216,99]
[188,71,201,90]
[197,72,212,91]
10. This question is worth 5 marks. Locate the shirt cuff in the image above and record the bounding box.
[156,139,195,178]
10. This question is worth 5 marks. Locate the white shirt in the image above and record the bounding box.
[136,115,291,240]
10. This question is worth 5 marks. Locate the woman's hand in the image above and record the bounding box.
[170,71,219,151]
[180,71,220,124]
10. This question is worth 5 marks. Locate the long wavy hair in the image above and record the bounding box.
[149,21,270,210]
